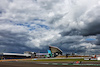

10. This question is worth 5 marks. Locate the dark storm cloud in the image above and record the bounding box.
[60,4,100,48]
[80,5,100,36]
[95,34,100,45]
[80,19,100,36]
[60,29,80,36]
[0,30,31,52]
[47,36,87,54]
[0,0,100,54]
[0,10,2,14]
[53,42,86,54]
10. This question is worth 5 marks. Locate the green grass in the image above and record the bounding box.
[30,59,98,62]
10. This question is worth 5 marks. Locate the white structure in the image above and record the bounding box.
[3,53,31,57]
[97,55,100,60]
[0,52,36,59]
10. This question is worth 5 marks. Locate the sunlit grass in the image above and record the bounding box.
[29,58,98,61]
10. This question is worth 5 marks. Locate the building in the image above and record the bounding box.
[49,46,63,57]
[0,46,63,59]
[35,46,63,58]
[0,52,36,59]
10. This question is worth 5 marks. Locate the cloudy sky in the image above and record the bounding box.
[0,0,100,55]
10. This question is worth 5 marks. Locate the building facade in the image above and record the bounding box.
[49,46,63,57]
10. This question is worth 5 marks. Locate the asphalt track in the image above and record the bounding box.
[0,61,100,67]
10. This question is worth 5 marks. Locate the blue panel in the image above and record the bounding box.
[48,50,51,54]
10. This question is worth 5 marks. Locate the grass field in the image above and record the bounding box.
[30,58,99,62]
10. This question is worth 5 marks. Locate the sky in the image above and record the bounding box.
[0,0,100,55]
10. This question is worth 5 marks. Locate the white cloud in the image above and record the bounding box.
[0,0,100,53]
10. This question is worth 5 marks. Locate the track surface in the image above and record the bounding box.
[0,61,99,67]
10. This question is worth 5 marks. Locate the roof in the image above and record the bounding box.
[49,46,63,53]
[1,53,31,57]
